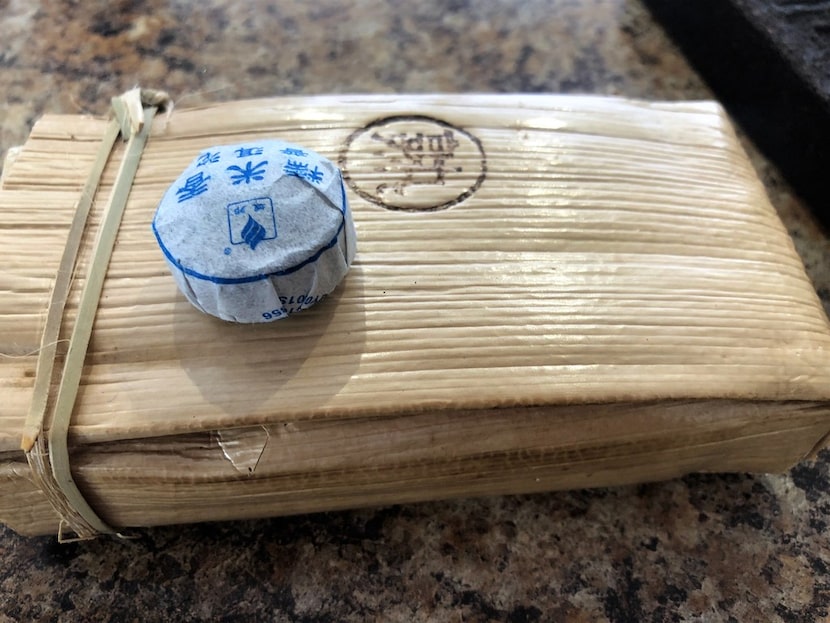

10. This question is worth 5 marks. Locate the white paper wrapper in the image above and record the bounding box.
[152,140,356,322]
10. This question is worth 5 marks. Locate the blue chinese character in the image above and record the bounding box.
[196,151,220,166]
[176,172,210,203]
[252,202,267,212]
[306,165,324,184]
[233,205,246,216]
[235,146,264,158]
[226,160,268,185]
[283,160,309,179]
[280,147,308,157]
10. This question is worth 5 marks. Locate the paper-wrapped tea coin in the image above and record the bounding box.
[152,140,356,323]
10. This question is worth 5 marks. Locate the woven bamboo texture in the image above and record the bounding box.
[1,94,829,536]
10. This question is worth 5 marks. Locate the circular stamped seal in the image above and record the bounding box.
[339,115,487,212]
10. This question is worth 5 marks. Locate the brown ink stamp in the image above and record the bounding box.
[339,115,487,212]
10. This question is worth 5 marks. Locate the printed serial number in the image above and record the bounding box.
[261,294,323,320]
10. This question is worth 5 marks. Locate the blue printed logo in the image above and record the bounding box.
[241,215,267,249]
[227,197,276,250]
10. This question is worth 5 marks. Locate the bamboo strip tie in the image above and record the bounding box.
[1,92,829,537]
[23,88,170,541]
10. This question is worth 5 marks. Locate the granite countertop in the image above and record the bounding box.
[1,1,829,621]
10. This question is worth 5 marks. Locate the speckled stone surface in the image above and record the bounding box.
[1,1,829,621]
